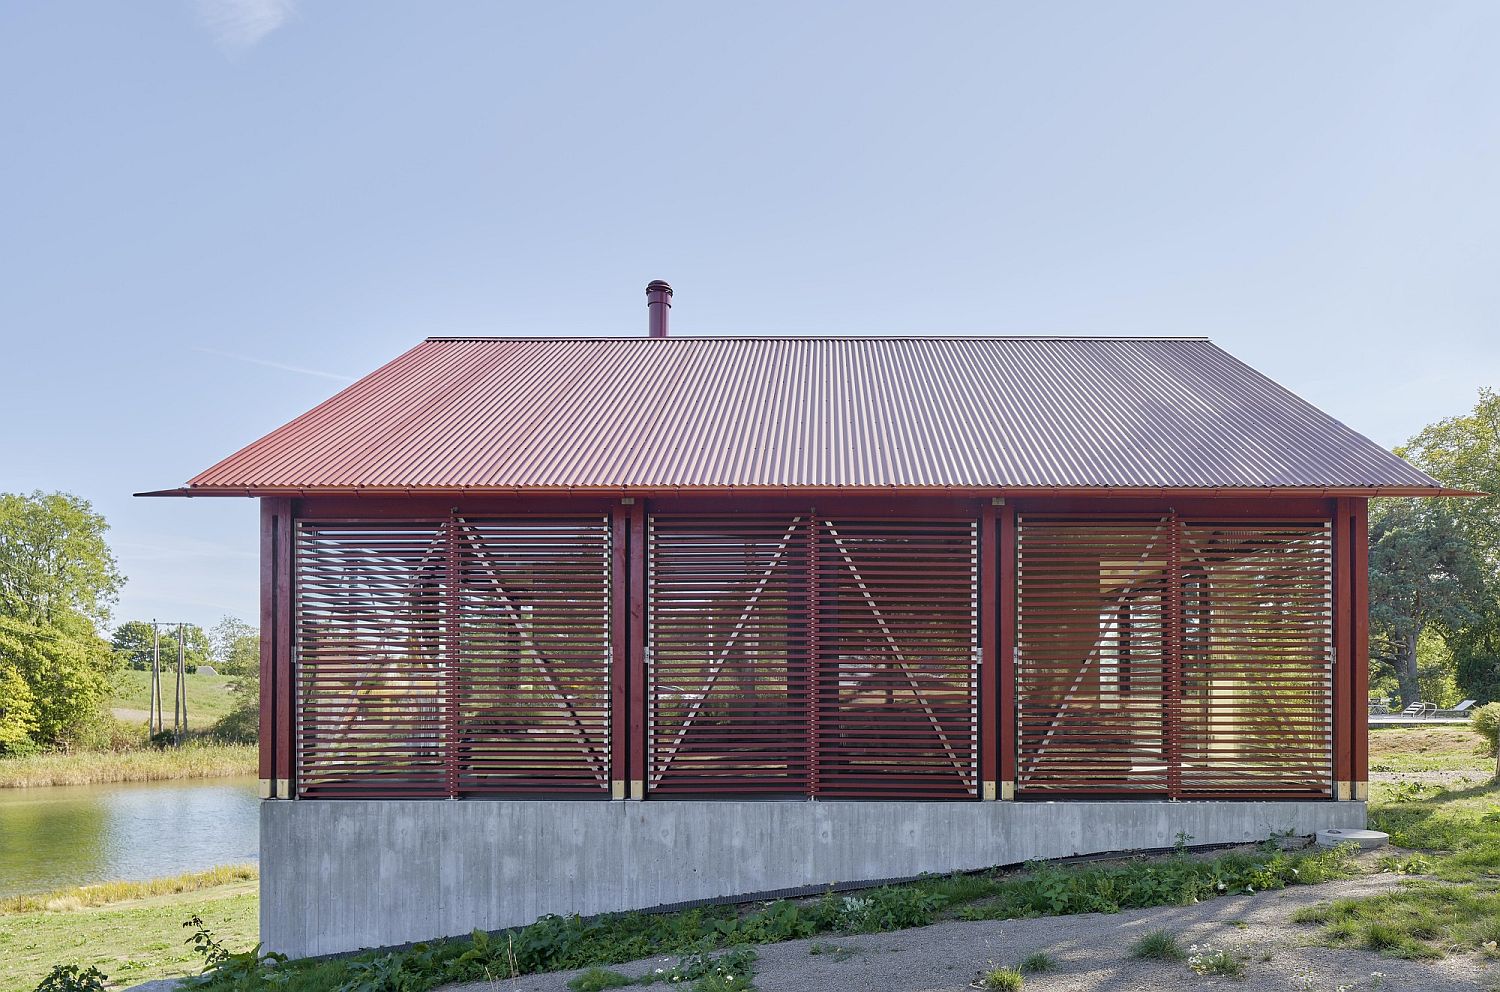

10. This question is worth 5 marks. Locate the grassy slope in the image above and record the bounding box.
[0,866,257,916]
[0,884,257,992]
[0,743,257,788]
[1293,724,1500,959]
[110,669,239,727]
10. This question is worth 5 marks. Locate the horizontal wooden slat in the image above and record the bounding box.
[1016,514,1333,799]
[294,516,611,799]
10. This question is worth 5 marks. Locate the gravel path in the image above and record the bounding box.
[443,875,1499,992]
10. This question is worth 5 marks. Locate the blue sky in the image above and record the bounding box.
[1,2,1497,632]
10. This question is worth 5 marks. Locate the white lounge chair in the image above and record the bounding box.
[1436,699,1477,718]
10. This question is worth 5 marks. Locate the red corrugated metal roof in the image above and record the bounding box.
[172,336,1445,494]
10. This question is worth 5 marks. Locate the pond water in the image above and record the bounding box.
[0,777,259,897]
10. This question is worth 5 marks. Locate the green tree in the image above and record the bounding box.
[1400,388,1500,565]
[1398,390,1500,701]
[0,491,124,750]
[0,491,122,627]
[0,614,115,749]
[209,615,259,676]
[0,659,37,752]
[207,616,259,742]
[111,620,157,670]
[1368,500,1486,707]
[111,620,211,672]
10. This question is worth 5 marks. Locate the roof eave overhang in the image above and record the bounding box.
[135,484,1485,499]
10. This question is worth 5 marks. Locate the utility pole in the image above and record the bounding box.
[175,622,189,738]
[150,621,163,737]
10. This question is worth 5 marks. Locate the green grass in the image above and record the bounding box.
[1368,725,1491,776]
[1292,725,1500,959]
[975,966,1024,990]
[1017,950,1055,973]
[0,882,257,992]
[0,742,256,788]
[0,866,257,916]
[1129,928,1185,961]
[109,669,240,728]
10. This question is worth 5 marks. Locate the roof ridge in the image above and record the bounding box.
[422,335,1216,343]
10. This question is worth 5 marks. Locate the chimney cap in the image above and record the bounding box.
[646,279,673,296]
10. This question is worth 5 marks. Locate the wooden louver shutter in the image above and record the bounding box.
[294,515,611,799]
[454,517,612,796]
[1016,514,1334,799]
[296,521,450,798]
[1016,516,1172,796]
[1177,521,1333,797]
[647,515,812,795]
[814,516,979,798]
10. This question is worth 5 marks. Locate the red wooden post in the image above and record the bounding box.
[628,502,647,799]
[1333,500,1354,798]
[259,497,295,799]
[808,509,821,799]
[610,504,630,799]
[979,505,999,799]
[258,500,276,797]
[1350,498,1370,797]
[275,499,295,798]
[444,513,460,799]
[998,503,1017,797]
[1164,511,1182,800]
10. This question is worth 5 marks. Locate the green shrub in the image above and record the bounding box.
[568,967,635,992]
[207,700,258,744]
[33,965,108,992]
[836,886,946,932]
[1129,929,1184,961]
[1472,703,1500,777]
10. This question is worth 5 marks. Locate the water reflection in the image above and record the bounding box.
[0,777,258,897]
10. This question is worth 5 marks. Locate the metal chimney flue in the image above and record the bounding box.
[646,280,672,338]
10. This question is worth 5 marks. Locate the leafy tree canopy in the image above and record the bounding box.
[0,613,115,750]
[0,491,123,627]
[209,615,258,676]
[1394,389,1500,702]
[1399,388,1500,567]
[111,619,212,671]
[1368,500,1486,706]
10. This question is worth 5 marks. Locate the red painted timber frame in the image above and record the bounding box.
[259,497,294,797]
[998,504,1018,795]
[1334,497,1371,795]
[978,506,999,797]
[262,492,1362,802]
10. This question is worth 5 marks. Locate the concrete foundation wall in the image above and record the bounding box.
[261,798,1365,959]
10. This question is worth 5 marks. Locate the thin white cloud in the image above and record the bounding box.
[194,0,296,51]
[193,346,355,382]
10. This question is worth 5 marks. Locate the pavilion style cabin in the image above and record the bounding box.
[148,283,1455,958]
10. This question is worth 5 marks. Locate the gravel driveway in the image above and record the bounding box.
[443,875,1498,992]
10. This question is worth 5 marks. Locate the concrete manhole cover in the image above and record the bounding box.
[1316,827,1389,849]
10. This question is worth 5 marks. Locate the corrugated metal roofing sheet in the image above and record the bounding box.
[179,336,1443,493]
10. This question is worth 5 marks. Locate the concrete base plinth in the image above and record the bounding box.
[260,797,1366,959]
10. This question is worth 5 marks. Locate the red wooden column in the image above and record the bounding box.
[627,501,648,800]
[259,497,295,799]
[1350,498,1371,799]
[609,503,630,799]
[1333,500,1355,798]
[978,505,999,799]
[998,502,1018,799]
